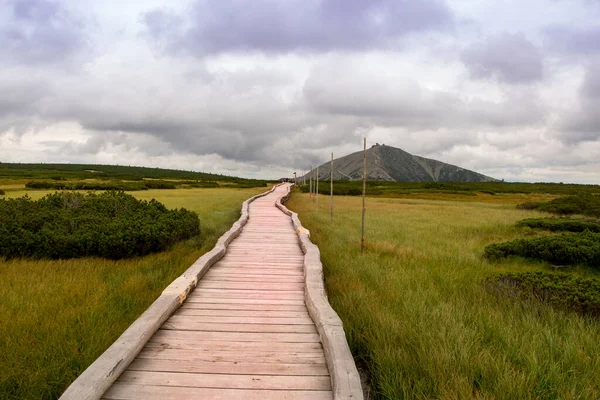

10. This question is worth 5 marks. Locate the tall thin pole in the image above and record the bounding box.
[330,152,333,221]
[361,138,366,253]
[309,172,312,199]
[316,165,319,212]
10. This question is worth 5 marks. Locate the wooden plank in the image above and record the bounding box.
[137,348,326,364]
[213,264,303,270]
[202,274,304,283]
[183,297,305,305]
[115,370,331,391]
[103,383,333,400]
[126,358,330,376]
[145,338,323,352]
[179,302,307,312]
[189,289,304,300]
[208,267,303,275]
[174,309,310,318]
[197,281,304,291]
[153,329,320,343]
[162,321,317,333]
[167,314,314,325]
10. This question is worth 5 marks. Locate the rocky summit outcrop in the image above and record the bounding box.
[304,144,497,182]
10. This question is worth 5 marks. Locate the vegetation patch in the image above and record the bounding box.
[484,231,600,268]
[0,188,4,196]
[286,192,600,398]
[0,191,200,259]
[485,271,600,318]
[517,193,600,218]
[299,180,600,197]
[516,218,600,232]
[25,180,177,191]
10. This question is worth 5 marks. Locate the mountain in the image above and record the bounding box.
[303,144,497,182]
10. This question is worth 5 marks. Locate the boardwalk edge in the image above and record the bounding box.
[59,184,280,400]
[276,185,364,400]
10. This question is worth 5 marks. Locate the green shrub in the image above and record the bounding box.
[516,201,543,210]
[142,180,177,189]
[24,180,179,191]
[0,189,4,196]
[517,218,600,232]
[484,231,600,268]
[0,191,200,259]
[485,271,600,318]
[517,193,600,218]
[188,181,220,188]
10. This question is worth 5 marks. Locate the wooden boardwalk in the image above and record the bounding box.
[102,184,333,399]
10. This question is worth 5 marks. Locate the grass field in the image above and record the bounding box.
[0,187,266,400]
[286,191,600,399]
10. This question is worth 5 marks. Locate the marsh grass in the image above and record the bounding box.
[0,187,265,399]
[287,192,600,399]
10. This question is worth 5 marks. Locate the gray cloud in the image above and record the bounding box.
[558,63,600,142]
[461,33,544,84]
[544,25,600,55]
[144,0,454,56]
[303,60,547,130]
[0,0,86,66]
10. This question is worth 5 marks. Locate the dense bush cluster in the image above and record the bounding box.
[516,218,600,232]
[484,231,600,268]
[0,189,4,196]
[25,180,177,191]
[517,193,600,218]
[485,272,600,318]
[296,180,600,197]
[0,191,200,259]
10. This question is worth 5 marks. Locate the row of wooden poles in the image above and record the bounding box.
[294,138,367,253]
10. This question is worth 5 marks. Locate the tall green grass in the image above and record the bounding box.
[287,192,600,399]
[0,187,266,400]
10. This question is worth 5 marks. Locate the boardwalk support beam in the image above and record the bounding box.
[276,185,363,400]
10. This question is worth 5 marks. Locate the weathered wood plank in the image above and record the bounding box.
[174,309,310,318]
[103,383,333,400]
[116,370,331,390]
[179,302,307,312]
[145,338,323,352]
[137,348,327,364]
[167,314,314,325]
[126,358,330,376]
[152,329,321,343]
[183,297,305,305]
[188,289,305,300]
[162,321,317,333]
[197,281,304,291]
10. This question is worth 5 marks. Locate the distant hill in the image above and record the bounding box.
[0,162,265,183]
[304,144,497,182]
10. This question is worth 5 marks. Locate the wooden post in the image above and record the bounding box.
[361,138,366,254]
[316,165,319,212]
[330,152,333,221]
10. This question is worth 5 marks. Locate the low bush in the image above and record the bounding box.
[25,180,178,191]
[517,193,600,218]
[517,218,600,232]
[485,271,600,318]
[188,181,220,188]
[484,231,600,268]
[0,191,200,259]
[516,201,542,210]
[0,189,4,196]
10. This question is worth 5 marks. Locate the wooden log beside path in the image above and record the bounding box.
[61,183,362,400]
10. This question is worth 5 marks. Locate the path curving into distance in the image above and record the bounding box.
[94,183,359,399]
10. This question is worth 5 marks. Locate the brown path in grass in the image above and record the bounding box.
[102,184,333,400]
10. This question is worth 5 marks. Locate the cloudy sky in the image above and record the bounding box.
[1,0,599,182]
